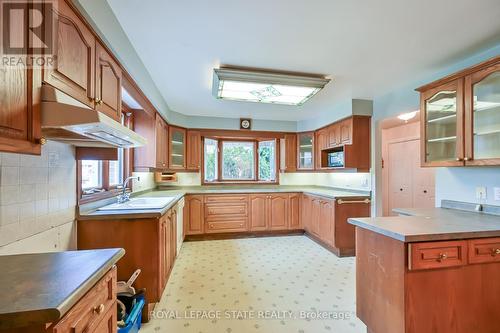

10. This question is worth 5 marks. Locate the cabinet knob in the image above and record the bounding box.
[400,188,403,192]
[492,248,500,256]
[437,253,447,261]
[95,98,103,105]
[423,190,427,194]
[456,157,463,161]
[93,304,105,315]
[464,157,472,161]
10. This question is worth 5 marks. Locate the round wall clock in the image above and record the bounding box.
[240,118,251,130]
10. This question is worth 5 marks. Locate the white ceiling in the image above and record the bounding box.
[108,0,500,121]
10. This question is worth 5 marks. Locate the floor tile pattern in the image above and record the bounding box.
[141,236,365,333]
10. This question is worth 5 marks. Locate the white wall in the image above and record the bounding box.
[0,141,77,255]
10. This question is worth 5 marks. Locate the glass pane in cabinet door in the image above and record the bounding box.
[473,71,500,159]
[171,130,185,166]
[299,134,313,168]
[425,90,458,162]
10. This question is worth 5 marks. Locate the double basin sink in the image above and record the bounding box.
[97,197,176,211]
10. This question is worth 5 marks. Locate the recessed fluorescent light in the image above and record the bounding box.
[213,67,330,106]
[397,111,418,122]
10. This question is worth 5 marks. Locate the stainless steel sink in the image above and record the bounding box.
[97,197,176,211]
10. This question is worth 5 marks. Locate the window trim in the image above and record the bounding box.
[201,137,280,185]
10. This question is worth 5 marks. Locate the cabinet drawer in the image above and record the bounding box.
[206,219,247,233]
[205,204,247,217]
[53,267,116,333]
[408,241,467,270]
[468,237,500,264]
[204,195,248,203]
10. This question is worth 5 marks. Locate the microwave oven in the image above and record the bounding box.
[327,151,344,168]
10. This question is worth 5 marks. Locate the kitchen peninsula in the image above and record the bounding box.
[348,201,500,333]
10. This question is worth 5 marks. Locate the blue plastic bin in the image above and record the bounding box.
[118,295,145,333]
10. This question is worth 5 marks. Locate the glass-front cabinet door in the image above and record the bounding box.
[420,79,464,166]
[169,126,186,169]
[298,132,314,169]
[465,62,500,165]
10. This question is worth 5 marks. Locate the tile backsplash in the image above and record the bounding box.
[0,141,77,253]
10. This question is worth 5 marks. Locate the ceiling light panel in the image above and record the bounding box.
[213,68,330,106]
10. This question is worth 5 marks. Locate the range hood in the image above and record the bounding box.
[41,85,147,148]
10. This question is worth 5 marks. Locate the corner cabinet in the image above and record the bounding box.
[418,56,500,166]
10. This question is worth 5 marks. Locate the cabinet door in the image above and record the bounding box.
[159,216,169,290]
[464,61,500,166]
[95,43,121,121]
[185,195,204,234]
[269,194,288,230]
[340,118,352,144]
[155,114,168,169]
[284,134,297,171]
[186,130,201,170]
[301,194,312,232]
[169,126,186,169]
[319,200,334,246]
[249,195,268,231]
[420,79,465,166]
[297,132,314,169]
[170,209,177,263]
[288,193,301,229]
[328,124,340,147]
[311,198,321,236]
[43,0,95,107]
[0,2,41,155]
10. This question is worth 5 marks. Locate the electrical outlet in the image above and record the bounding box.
[494,187,500,201]
[476,186,487,200]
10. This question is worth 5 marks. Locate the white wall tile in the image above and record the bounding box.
[0,204,19,226]
[18,184,35,203]
[1,153,20,167]
[0,166,19,186]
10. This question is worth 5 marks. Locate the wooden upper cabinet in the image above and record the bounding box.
[339,118,352,144]
[269,194,288,230]
[0,1,41,155]
[284,134,297,172]
[420,79,464,167]
[44,0,95,108]
[155,114,168,169]
[169,126,186,169]
[327,124,340,147]
[297,132,314,170]
[464,60,500,166]
[186,130,201,170]
[417,56,500,167]
[95,43,122,121]
[185,195,204,235]
[249,194,267,231]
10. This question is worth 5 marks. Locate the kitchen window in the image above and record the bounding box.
[203,138,278,184]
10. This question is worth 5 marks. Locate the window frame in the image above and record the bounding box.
[202,137,280,185]
[77,109,133,204]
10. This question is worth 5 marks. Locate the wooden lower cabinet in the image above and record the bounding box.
[77,208,178,321]
[356,229,500,333]
[304,194,370,256]
[269,194,288,230]
[289,193,301,229]
[185,195,204,235]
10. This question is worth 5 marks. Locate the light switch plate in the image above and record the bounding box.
[476,186,487,200]
[494,187,500,201]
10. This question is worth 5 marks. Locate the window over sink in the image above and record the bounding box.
[203,138,278,184]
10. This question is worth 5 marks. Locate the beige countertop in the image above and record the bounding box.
[348,207,500,242]
[0,248,124,330]
[78,186,370,220]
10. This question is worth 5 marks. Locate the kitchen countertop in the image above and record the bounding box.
[0,248,124,330]
[78,185,370,220]
[348,206,500,242]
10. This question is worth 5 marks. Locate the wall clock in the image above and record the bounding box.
[240,118,252,130]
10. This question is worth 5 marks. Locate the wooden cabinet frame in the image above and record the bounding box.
[296,132,315,170]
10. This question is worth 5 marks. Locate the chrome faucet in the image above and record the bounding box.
[117,176,140,203]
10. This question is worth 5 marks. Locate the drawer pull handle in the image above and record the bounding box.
[337,198,371,204]
[492,248,500,256]
[93,304,105,315]
[437,253,447,262]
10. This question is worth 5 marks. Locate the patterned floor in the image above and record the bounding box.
[141,236,366,333]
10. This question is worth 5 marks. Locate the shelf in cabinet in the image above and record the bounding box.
[427,136,456,143]
[299,144,313,148]
[172,141,184,145]
[427,114,456,124]
[474,129,500,136]
[171,153,184,157]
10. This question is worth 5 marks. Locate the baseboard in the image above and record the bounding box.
[184,229,305,241]
[305,232,355,257]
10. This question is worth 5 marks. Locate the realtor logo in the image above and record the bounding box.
[2,0,53,54]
